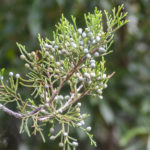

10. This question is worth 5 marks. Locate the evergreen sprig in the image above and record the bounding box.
[0,5,128,150]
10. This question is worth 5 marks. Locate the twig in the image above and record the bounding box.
[46,71,54,93]
[49,46,99,104]
[38,89,90,121]
[0,103,45,119]
[0,103,23,118]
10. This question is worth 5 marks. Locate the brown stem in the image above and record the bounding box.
[62,90,90,112]
[0,103,23,118]
[49,46,98,105]
[46,71,54,93]
[39,90,90,121]
[0,88,89,121]
[0,103,45,118]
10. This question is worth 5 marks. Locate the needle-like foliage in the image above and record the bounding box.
[0,5,128,150]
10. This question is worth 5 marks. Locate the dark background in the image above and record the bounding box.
[0,0,150,150]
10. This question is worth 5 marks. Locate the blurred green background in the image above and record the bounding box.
[0,0,150,150]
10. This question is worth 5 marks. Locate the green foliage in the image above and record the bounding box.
[0,5,128,150]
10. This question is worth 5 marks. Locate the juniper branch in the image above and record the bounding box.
[0,5,128,149]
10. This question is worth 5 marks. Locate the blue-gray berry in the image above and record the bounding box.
[82,32,86,38]
[86,126,92,131]
[72,141,78,147]
[91,63,96,68]
[96,36,100,41]
[78,28,83,34]
[83,48,88,54]
[86,53,91,59]
[94,52,99,57]
[16,74,20,78]
[9,72,13,77]
[79,41,84,45]
[98,47,106,53]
